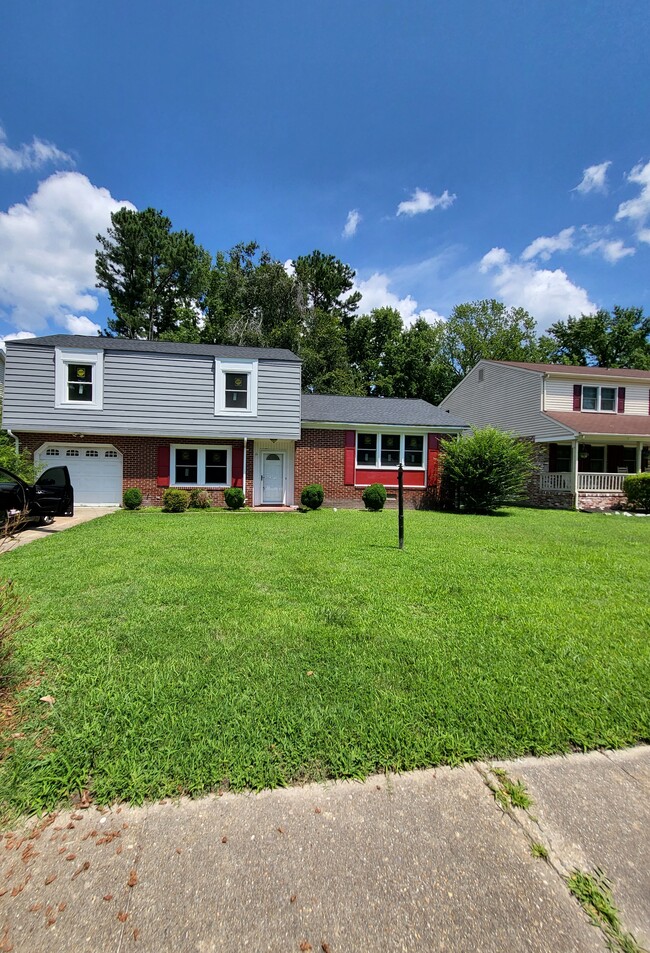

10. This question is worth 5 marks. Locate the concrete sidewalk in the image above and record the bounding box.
[1,748,648,953]
[2,507,119,553]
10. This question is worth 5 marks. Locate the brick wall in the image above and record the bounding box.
[294,428,430,508]
[16,432,255,507]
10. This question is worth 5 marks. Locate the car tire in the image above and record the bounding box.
[39,515,54,526]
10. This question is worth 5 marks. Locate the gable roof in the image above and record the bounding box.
[489,360,650,381]
[301,394,467,428]
[543,411,650,437]
[11,335,301,362]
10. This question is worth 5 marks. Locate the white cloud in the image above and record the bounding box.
[615,160,650,235]
[521,227,575,262]
[397,188,456,217]
[575,161,611,195]
[479,247,596,327]
[0,125,73,173]
[342,209,361,238]
[0,171,134,333]
[62,314,102,336]
[582,239,635,264]
[354,272,445,326]
[283,259,295,276]
[0,331,36,351]
[638,228,650,244]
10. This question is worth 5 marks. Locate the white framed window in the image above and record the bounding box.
[356,432,425,469]
[55,348,104,410]
[171,445,231,487]
[214,360,258,416]
[582,385,617,412]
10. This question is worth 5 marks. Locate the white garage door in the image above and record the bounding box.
[36,444,123,505]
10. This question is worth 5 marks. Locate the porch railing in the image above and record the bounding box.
[577,472,627,493]
[539,472,628,493]
[539,472,572,491]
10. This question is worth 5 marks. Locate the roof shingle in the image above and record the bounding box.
[10,335,300,362]
[301,394,467,428]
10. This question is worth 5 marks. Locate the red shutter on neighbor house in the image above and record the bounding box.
[427,434,440,487]
[573,384,582,410]
[231,446,244,488]
[156,445,170,487]
[344,431,356,486]
[617,387,626,413]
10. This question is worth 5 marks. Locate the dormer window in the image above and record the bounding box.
[582,385,616,412]
[55,348,104,410]
[215,359,258,415]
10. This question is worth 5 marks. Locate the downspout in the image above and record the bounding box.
[243,437,247,502]
[6,429,19,453]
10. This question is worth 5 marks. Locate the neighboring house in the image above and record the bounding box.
[0,350,5,400]
[440,360,650,510]
[2,336,467,508]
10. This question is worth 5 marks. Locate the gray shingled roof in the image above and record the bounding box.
[13,335,300,362]
[301,394,467,428]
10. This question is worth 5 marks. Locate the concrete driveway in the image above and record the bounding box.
[1,507,119,553]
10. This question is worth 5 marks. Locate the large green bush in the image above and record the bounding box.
[362,483,387,511]
[162,488,190,512]
[224,486,245,510]
[0,430,39,483]
[300,483,324,509]
[122,487,143,510]
[440,427,534,514]
[623,473,650,513]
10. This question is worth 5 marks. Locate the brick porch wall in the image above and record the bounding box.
[16,432,255,507]
[294,428,430,508]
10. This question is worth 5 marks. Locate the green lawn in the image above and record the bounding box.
[1,507,649,814]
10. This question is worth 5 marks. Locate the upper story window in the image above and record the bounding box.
[215,360,258,416]
[356,432,425,469]
[55,348,104,411]
[582,385,617,412]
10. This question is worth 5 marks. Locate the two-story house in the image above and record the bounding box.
[440,360,650,510]
[2,335,467,509]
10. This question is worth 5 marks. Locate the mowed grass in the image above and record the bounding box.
[1,507,649,814]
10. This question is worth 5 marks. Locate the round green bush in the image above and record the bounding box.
[123,487,143,510]
[301,483,324,509]
[362,483,387,511]
[623,472,650,513]
[194,490,212,509]
[162,488,190,512]
[224,486,245,510]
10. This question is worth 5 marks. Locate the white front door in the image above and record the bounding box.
[262,452,284,504]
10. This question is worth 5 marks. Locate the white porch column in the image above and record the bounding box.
[637,442,644,474]
[572,439,580,509]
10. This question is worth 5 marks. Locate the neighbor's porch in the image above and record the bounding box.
[536,440,649,509]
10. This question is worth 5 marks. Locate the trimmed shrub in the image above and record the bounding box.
[189,488,202,508]
[440,427,534,514]
[362,483,387,511]
[623,473,650,513]
[194,490,212,509]
[301,483,324,510]
[162,488,190,512]
[224,486,245,510]
[123,487,143,510]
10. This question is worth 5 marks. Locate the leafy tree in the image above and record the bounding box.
[347,307,404,395]
[390,318,456,405]
[540,307,650,369]
[443,299,540,381]
[96,208,211,340]
[440,427,534,514]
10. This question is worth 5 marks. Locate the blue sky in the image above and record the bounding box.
[1,0,649,341]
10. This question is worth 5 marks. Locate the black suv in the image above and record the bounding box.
[0,466,74,526]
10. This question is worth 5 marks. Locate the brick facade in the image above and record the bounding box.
[294,428,431,508]
[16,432,255,507]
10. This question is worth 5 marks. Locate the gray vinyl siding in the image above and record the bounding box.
[440,362,572,441]
[3,345,301,440]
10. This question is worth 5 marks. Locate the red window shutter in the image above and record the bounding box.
[344,431,355,486]
[231,446,244,488]
[573,384,582,410]
[156,446,170,487]
[427,434,440,487]
[617,386,626,413]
